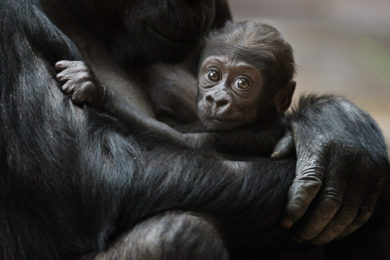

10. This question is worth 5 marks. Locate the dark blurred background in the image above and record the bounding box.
[230,0,390,153]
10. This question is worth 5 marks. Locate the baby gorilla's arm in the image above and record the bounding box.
[55,60,208,148]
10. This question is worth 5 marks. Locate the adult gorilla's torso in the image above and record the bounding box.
[41,1,156,117]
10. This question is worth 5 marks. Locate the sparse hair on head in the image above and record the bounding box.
[202,21,296,91]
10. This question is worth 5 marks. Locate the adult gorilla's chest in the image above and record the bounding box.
[64,26,156,117]
[85,37,155,117]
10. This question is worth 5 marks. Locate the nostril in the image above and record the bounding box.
[205,95,214,103]
[216,99,228,108]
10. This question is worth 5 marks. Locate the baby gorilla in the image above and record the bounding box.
[55,21,296,156]
[197,21,295,132]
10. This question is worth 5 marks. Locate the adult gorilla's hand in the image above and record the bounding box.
[274,95,389,245]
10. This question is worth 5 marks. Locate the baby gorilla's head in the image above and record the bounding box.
[197,21,296,131]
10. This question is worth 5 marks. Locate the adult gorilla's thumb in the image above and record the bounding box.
[271,130,295,159]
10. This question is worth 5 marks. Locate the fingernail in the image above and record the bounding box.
[281,217,294,228]
[271,152,278,158]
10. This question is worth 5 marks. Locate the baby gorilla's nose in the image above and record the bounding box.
[205,94,231,114]
[215,99,229,108]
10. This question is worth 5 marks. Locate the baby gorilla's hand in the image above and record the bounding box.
[55,61,100,106]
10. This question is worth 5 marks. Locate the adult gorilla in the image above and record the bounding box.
[0,0,388,259]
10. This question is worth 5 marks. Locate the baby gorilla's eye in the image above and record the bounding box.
[207,69,221,82]
[236,78,251,90]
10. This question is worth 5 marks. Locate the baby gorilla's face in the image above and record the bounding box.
[197,55,264,131]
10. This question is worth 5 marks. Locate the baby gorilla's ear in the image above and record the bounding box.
[275,80,296,113]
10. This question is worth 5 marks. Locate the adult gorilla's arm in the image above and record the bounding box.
[275,95,389,244]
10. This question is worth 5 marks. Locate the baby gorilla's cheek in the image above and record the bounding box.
[242,107,259,123]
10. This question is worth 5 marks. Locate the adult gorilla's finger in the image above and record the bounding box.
[295,162,347,241]
[281,153,324,228]
[311,206,357,245]
[337,189,381,239]
[271,131,294,159]
[337,204,374,239]
[311,176,366,245]
[338,169,386,239]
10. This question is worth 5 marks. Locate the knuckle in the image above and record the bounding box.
[298,166,324,181]
[78,72,91,81]
[321,194,342,210]
[83,81,95,89]
[55,61,66,67]
[56,73,64,79]
[292,178,322,196]
[81,82,95,93]
[297,151,324,167]
[72,61,86,69]
[62,85,70,92]
[75,62,89,71]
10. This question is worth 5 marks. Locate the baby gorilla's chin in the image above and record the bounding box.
[201,118,242,131]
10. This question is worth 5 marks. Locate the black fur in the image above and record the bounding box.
[0,0,389,259]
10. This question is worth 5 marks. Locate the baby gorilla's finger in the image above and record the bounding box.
[56,70,70,82]
[271,131,294,159]
[71,81,96,105]
[55,60,77,71]
[61,81,77,94]
[57,70,90,83]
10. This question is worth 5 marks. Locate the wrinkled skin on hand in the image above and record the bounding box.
[55,61,105,106]
[273,95,389,245]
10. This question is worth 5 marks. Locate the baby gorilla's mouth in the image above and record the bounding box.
[202,117,243,131]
